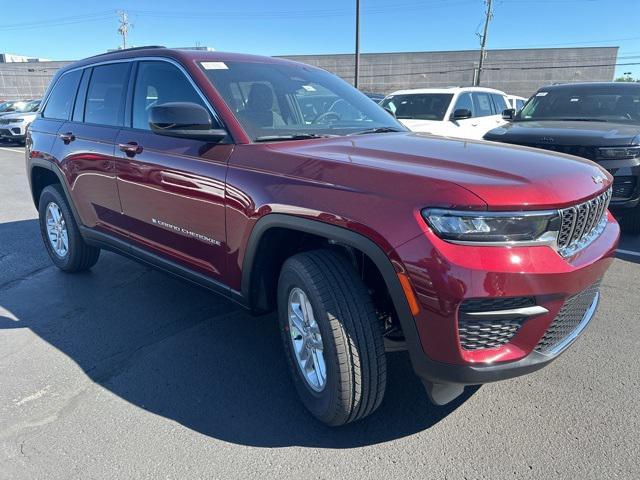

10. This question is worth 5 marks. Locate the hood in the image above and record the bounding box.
[397,119,444,132]
[485,120,640,147]
[0,112,37,122]
[270,132,612,210]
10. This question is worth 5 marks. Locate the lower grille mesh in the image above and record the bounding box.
[535,281,601,354]
[458,297,535,350]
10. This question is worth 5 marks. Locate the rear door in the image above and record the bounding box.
[52,62,131,234]
[114,60,232,282]
[471,91,501,138]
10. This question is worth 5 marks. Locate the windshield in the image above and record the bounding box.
[518,88,640,124]
[13,100,40,113]
[0,102,17,112]
[200,61,405,141]
[380,94,453,121]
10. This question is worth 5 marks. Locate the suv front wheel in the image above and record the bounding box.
[277,250,387,426]
[38,184,101,272]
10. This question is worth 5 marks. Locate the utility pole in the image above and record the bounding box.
[117,10,131,50]
[354,0,360,89]
[475,0,493,86]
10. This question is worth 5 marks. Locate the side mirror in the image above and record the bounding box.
[502,108,516,120]
[149,102,227,142]
[452,108,472,120]
[383,106,396,118]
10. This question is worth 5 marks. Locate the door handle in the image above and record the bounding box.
[59,132,75,144]
[118,142,143,156]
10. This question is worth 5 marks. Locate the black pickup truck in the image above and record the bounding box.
[485,82,640,233]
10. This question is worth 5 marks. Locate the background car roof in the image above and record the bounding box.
[387,86,507,96]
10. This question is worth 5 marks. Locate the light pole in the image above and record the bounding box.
[354,0,360,89]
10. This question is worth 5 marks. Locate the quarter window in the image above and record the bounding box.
[43,69,82,120]
[84,63,130,127]
[132,61,214,130]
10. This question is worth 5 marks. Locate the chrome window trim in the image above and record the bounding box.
[40,56,227,134]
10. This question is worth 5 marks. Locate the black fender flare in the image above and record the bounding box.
[241,214,428,372]
[28,158,84,227]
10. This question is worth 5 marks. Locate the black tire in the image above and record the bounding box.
[277,249,387,426]
[38,184,100,272]
[620,208,640,235]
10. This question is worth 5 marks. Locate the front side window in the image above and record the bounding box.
[491,94,508,112]
[201,61,404,140]
[472,92,494,117]
[516,99,526,111]
[381,94,453,121]
[43,69,82,120]
[518,88,640,123]
[453,93,474,117]
[84,63,130,127]
[132,61,215,130]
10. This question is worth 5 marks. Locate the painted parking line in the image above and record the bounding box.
[0,146,24,154]
[616,248,640,258]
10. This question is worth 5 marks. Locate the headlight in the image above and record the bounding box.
[597,146,640,160]
[423,208,561,244]
[8,118,24,124]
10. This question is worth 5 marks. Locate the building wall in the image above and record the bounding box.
[0,47,619,100]
[0,61,70,100]
[280,47,619,97]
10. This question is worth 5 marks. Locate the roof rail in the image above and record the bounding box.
[87,46,166,59]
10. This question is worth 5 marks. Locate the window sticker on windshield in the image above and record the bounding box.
[570,98,580,102]
[536,92,548,97]
[201,61,228,70]
[301,85,316,92]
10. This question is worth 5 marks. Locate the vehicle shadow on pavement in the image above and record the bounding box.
[0,219,477,447]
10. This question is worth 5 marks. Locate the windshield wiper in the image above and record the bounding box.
[348,127,405,136]
[254,133,337,142]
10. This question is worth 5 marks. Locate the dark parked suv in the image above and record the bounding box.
[27,47,619,425]
[485,82,640,233]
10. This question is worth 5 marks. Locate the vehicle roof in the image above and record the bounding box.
[538,82,640,92]
[387,86,507,96]
[506,95,527,100]
[59,46,313,74]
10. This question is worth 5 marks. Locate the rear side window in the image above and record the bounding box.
[85,63,130,127]
[132,61,215,130]
[472,92,493,117]
[516,99,526,110]
[43,70,82,120]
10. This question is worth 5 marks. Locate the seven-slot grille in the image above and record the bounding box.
[535,281,601,354]
[458,297,535,350]
[557,188,611,255]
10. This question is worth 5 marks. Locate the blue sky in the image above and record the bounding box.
[2,0,639,77]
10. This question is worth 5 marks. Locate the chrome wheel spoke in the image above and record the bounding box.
[287,287,327,392]
[45,202,69,258]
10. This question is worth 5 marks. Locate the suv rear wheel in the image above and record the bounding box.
[277,250,387,426]
[38,184,100,272]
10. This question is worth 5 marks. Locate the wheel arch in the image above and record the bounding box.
[28,159,82,226]
[241,214,425,364]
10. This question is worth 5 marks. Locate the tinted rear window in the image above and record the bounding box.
[43,70,82,120]
[84,63,130,127]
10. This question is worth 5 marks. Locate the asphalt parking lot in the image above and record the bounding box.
[0,144,638,479]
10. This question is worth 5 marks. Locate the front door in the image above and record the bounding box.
[115,60,232,282]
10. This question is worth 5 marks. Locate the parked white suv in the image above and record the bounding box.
[380,87,510,140]
[506,94,527,111]
[0,99,40,145]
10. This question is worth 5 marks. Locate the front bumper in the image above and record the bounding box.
[0,124,27,140]
[394,211,619,386]
[599,158,640,210]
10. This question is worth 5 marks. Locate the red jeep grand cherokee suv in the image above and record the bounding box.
[26,47,619,426]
